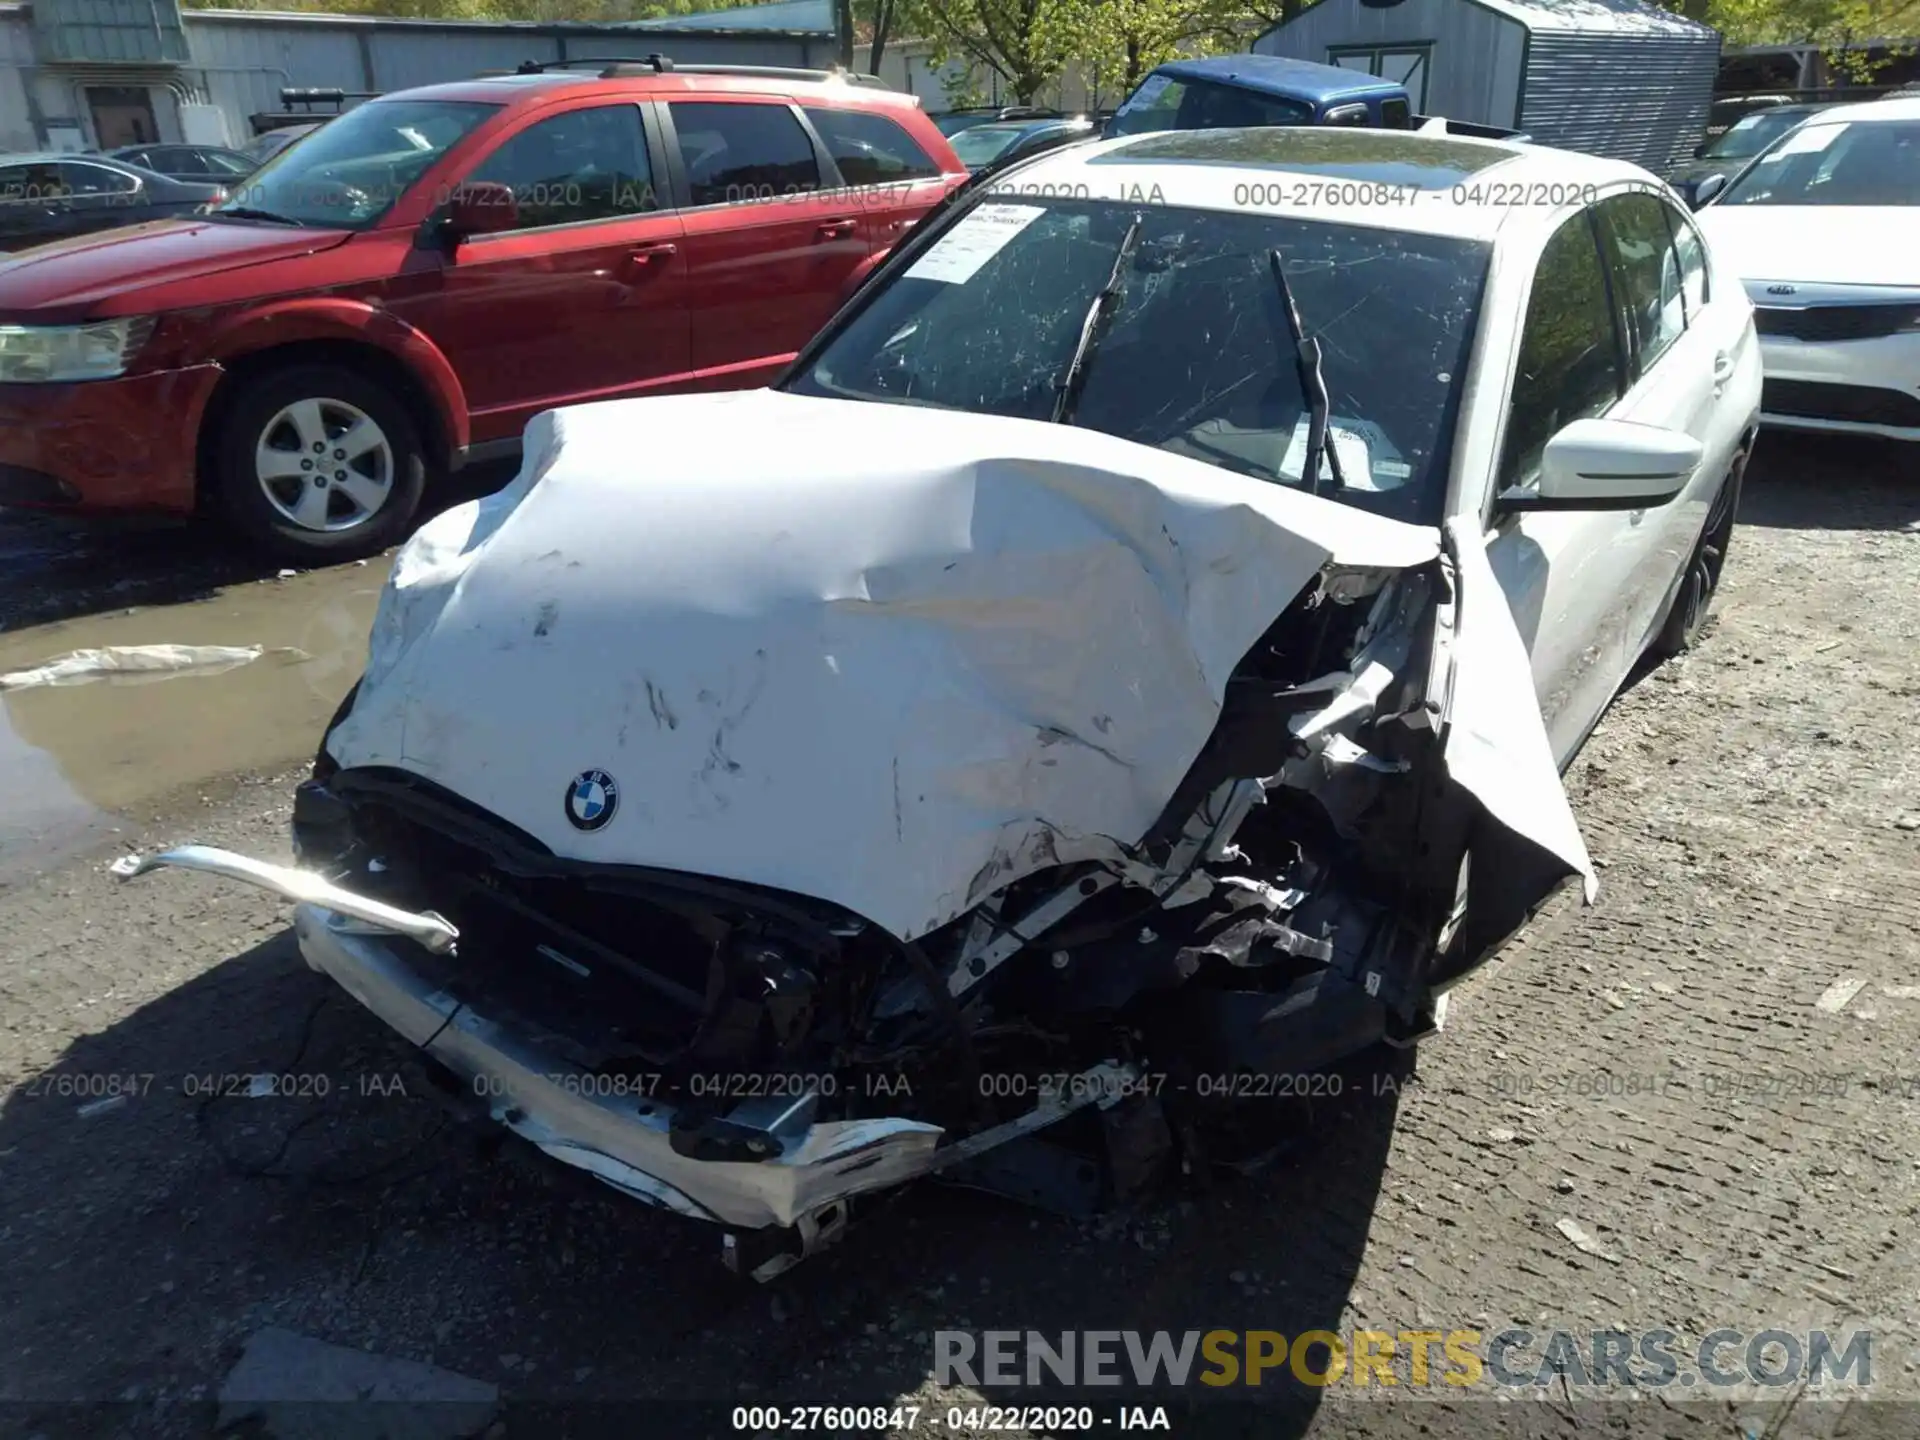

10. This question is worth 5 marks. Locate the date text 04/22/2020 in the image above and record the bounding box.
[729,1404,1174,1431]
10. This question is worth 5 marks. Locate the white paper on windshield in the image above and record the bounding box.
[1116,74,1172,116]
[905,203,1046,284]
[1276,416,1405,492]
[1772,123,1843,158]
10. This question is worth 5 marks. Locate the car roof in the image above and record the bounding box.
[989,127,1648,243]
[1149,54,1406,104]
[391,70,925,112]
[1790,95,1920,124]
[1,152,143,166]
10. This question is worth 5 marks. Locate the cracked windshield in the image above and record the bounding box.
[787,197,1489,524]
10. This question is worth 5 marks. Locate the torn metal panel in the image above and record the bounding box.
[1440,515,1599,904]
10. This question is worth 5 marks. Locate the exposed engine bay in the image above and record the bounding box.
[114,390,1593,1278]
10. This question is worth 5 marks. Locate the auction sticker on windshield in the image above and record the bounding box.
[1771,123,1843,157]
[905,203,1047,284]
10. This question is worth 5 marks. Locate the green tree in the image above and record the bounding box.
[1685,0,1919,80]
[912,0,1085,103]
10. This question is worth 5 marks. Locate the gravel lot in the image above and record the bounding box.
[0,430,1915,1440]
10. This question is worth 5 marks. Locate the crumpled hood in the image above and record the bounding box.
[331,388,1588,940]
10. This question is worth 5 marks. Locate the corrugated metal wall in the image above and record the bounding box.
[177,15,823,143]
[0,9,827,150]
[32,0,188,65]
[0,9,33,150]
[1252,0,1525,130]
[1521,29,1720,172]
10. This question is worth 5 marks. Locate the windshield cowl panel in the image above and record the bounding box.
[784,196,1489,528]
[213,99,501,231]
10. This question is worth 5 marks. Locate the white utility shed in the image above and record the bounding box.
[1254,0,1721,173]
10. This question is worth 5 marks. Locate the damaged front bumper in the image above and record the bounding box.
[290,901,944,1231]
[118,847,1138,1266]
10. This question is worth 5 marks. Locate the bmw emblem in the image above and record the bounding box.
[565,769,619,832]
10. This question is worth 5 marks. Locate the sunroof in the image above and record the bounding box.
[1101,128,1522,190]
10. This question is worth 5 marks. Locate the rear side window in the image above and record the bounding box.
[670,101,821,206]
[802,106,940,184]
[60,163,138,196]
[465,104,658,229]
[1500,209,1624,488]
[1599,191,1686,375]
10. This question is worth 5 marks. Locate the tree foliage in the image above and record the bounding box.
[1696,0,1919,79]
[182,0,1915,92]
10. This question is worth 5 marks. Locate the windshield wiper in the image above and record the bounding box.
[1268,247,1348,497]
[209,206,303,226]
[1052,211,1145,425]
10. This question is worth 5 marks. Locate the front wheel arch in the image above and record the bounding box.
[196,339,454,513]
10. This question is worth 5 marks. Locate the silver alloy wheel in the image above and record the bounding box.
[254,397,395,533]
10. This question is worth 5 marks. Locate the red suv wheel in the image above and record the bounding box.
[212,363,428,564]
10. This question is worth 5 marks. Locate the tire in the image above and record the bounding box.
[212,363,428,564]
[1651,448,1745,660]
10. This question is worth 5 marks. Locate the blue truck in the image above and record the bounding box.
[1104,54,1527,142]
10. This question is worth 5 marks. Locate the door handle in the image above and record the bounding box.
[814,217,858,240]
[628,241,678,264]
[1712,350,1734,391]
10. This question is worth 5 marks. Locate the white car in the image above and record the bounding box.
[118,128,1760,1274]
[1692,96,1920,443]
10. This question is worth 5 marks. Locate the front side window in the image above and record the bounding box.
[803,106,939,185]
[786,198,1488,525]
[1599,192,1686,376]
[214,100,497,229]
[0,164,58,202]
[463,104,658,229]
[204,150,256,177]
[669,101,821,207]
[151,148,206,174]
[1500,210,1624,488]
[1718,119,1920,207]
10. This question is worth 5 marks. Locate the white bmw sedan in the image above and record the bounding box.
[116,127,1763,1262]
[1693,96,1920,443]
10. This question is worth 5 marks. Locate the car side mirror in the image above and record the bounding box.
[1692,173,1727,206]
[439,180,519,244]
[1496,418,1701,513]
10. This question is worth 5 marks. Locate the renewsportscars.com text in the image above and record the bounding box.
[934,1328,1873,1391]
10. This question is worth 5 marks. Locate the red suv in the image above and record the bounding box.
[0,60,966,560]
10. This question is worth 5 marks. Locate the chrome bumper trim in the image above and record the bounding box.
[112,847,460,954]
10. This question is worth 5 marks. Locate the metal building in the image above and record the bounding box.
[1253,0,1721,173]
[0,0,834,154]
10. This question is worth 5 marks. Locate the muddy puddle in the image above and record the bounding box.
[0,561,389,885]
